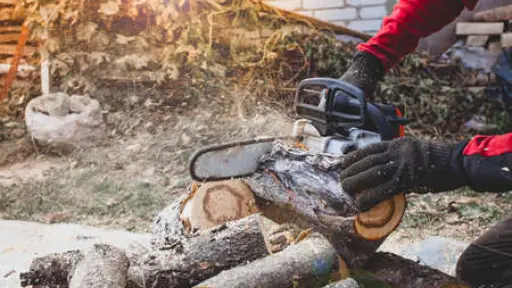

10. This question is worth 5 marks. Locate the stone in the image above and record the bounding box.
[382,236,470,277]
[0,220,150,288]
[25,93,106,153]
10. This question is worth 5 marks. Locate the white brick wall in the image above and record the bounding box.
[347,0,386,6]
[303,0,343,10]
[360,5,387,19]
[265,0,396,34]
[315,8,357,22]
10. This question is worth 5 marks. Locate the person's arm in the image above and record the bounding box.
[455,133,512,192]
[358,0,478,71]
[339,133,512,212]
[340,0,478,96]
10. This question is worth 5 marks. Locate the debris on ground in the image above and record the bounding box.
[0,0,507,146]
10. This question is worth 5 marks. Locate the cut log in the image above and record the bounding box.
[19,250,83,287]
[193,233,343,288]
[473,4,512,22]
[69,244,129,288]
[139,214,269,287]
[150,188,195,247]
[466,35,488,46]
[243,140,406,267]
[456,22,504,35]
[361,252,470,288]
[22,215,270,288]
[186,180,260,232]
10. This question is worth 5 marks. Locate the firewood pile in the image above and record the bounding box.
[18,141,470,288]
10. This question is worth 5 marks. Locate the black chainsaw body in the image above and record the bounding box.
[295,78,408,140]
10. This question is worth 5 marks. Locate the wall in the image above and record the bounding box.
[264,0,397,35]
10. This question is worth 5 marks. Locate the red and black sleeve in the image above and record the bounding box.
[451,133,512,193]
[358,0,478,71]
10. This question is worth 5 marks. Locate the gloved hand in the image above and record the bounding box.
[340,51,385,97]
[339,137,467,212]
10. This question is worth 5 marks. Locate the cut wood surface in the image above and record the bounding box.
[194,233,342,288]
[186,180,259,232]
[69,244,129,288]
[456,22,504,35]
[473,4,512,22]
[362,252,470,288]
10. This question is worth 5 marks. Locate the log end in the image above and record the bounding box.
[354,193,406,240]
[183,180,260,233]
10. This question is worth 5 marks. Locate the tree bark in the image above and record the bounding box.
[19,250,82,287]
[240,141,406,268]
[68,244,129,288]
[362,252,470,288]
[193,233,342,288]
[20,214,269,288]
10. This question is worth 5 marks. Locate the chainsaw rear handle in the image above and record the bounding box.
[295,77,408,139]
[295,78,367,136]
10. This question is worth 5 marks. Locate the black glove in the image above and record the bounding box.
[339,137,467,212]
[340,51,385,97]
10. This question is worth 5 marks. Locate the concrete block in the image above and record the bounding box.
[303,0,343,10]
[347,0,386,7]
[315,8,357,22]
[348,19,383,32]
[466,35,489,47]
[502,33,512,48]
[456,22,504,35]
[359,5,387,19]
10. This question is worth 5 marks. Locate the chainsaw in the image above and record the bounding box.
[189,77,408,183]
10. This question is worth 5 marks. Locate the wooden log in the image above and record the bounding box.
[243,140,406,267]
[456,22,504,35]
[21,215,270,288]
[193,233,343,288]
[139,214,270,288]
[473,4,512,22]
[19,250,83,287]
[69,244,129,288]
[361,252,470,288]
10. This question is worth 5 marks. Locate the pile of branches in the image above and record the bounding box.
[11,0,507,140]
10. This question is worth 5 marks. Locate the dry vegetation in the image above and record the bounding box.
[0,0,511,245]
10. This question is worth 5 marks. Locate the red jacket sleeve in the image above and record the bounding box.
[450,133,512,193]
[358,0,478,71]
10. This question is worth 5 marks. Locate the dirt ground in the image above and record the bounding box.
[0,87,511,246]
